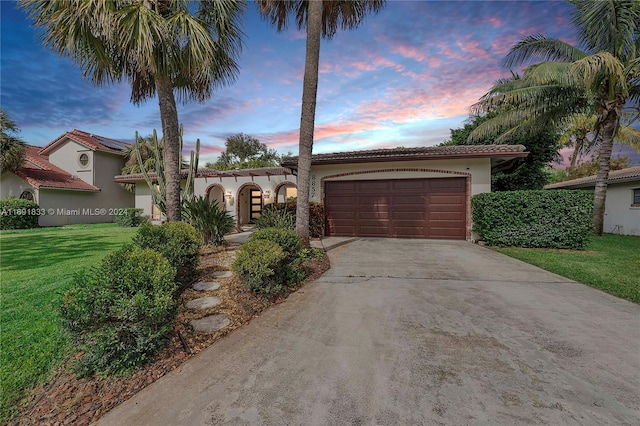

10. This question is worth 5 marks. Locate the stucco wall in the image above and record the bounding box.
[47,139,94,186]
[38,189,117,226]
[605,181,640,236]
[0,172,38,201]
[93,151,134,210]
[135,183,154,218]
[310,158,492,203]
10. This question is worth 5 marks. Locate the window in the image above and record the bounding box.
[633,188,640,206]
[78,153,89,168]
[19,190,34,201]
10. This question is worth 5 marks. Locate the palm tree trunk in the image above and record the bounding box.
[295,0,322,247]
[593,104,620,236]
[156,74,182,222]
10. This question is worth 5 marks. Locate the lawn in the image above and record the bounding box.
[497,234,640,304]
[0,224,137,423]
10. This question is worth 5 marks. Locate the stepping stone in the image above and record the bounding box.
[185,296,222,311]
[193,281,221,292]
[190,315,231,334]
[212,270,233,279]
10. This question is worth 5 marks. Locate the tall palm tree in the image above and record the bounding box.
[257,0,385,246]
[21,0,246,221]
[470,0,640,235]
[0,109,26,174]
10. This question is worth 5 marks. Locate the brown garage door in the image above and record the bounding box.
[324,178,466,239]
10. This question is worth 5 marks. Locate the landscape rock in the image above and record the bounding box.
[212,270,233,279]
[185,297,222,311]
[193,282,221,292]
[189,315,231,334]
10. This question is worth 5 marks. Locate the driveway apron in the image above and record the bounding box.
[98,238,640,425]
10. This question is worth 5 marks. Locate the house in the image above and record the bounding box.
[545,166,640,236]
[114,167,298,228]
[0,130,134,226]
[282,144,528,240]
[119,144,527,240]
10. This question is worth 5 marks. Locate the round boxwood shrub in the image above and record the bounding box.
[249,227,302,260]
[232,239,292,295]
[0,198,40,230]
[60,245,177,375]
[133,222,201,287]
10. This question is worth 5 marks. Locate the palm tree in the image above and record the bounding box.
[0,109,26,173]
[21,0,246,221]
[257,0,386,246]
[470,0,640,235]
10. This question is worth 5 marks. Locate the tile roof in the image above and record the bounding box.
[281,144,528,167]
[40,129,130,156]
[114,167,295,183]
[544,165,640,189]
[12,145,100,192]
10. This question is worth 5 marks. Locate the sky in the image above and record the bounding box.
[1,0,638,166]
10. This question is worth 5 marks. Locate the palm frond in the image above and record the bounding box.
[570,51,628,96]
[502,34,587,68]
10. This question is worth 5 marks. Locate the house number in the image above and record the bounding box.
[311,174,317,199]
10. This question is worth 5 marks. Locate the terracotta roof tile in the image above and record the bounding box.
[114,167,295,183]
[544,166,640,189]
[13,145,100,191]
[40,129,130,155]
[281,144,528,167]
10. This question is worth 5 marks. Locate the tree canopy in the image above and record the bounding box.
[206,133,283,170]
[0,110,26,174]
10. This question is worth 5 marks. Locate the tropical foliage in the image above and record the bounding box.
[256,0,386,246]
[469,0,640,235]
[21,0,246,221]
[0,109,26,174]
[206,133,282,170]
[182,196,235,245]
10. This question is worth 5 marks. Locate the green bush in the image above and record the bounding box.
[249,227,302,260]
[114,208,146,227]
[254,207,295,231]
[262,202,324,237]
[0,198,40,230]
[133,222,201,286]
[472,190,593,249]
[182,196,234,245]
[60,245,177,375]
[232,239,290,295]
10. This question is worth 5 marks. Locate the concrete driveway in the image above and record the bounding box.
[98,238,640,425]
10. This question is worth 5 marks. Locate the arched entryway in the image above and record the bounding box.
[274,181,297,204]
[205,184,225,208]
[236,183,263,228]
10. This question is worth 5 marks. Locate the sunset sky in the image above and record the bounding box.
[1,0,637,165]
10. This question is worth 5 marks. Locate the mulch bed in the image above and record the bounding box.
[11,245,330,426]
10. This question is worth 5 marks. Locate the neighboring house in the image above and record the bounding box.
[114,167,298,228]
[0,130,134,226]
[119,144,527,240]
[545,166,640,236]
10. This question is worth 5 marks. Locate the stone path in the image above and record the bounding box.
[187,270,234,333]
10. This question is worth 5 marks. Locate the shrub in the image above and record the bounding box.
[249,227,302,260]
[0,198,40,230]
[254,207,295,231]
[133,222,201,286]
[232,239,289,295]
[182,196,235,245]
[262,202,324,237]
[114,208,146,227]
[472,190,593,249]
[60,245,177,375]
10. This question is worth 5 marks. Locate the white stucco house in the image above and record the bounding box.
[545,166,640,236]
[0,129,134,226]
[118,144,528,240]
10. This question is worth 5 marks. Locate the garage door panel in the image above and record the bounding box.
[325,178,466,239]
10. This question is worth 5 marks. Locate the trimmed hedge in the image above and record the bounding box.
[133,222,201,286]
[249,227,302,260]
[114,208,146,227]
[60,245,177,375]
[0,198,40,230]
[472,190,593,249]
[232,239,289,295]
[262,202,324,237]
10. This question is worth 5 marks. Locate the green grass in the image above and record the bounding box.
[0,224,137,423]
[497,234,640,303]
